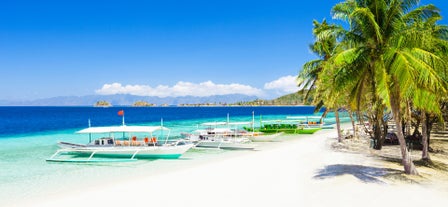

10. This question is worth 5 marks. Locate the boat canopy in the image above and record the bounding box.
[76,126,170,134]
[286,116,322,119]
[210,128,233,133]
[227,121,252,126]
[201,122,228,126]
[261,119,288,123]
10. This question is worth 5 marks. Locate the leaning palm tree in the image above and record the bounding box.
[330,0,447,174]
[299,20,339,100]
[298,20,348,142]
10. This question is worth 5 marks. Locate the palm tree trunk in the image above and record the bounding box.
[373,117,383,149]
[382,117,389,146]
[335,108,342,142]
[391,99,418,175]
[348,111,356,138]
[405,102,412,136]
[422,112,430,161]
[373,106,386,150]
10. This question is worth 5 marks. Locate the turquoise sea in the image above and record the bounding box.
[0,106,348,205]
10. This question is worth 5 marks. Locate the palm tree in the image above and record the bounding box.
[330,0,447,174]
[330,0,390,150]
[410,15,448,161]
[298,20,348,142]
[299,20,339,100]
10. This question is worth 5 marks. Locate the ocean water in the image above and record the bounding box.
[0,106,345,205]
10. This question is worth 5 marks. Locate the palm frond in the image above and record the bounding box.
[350,7,383,44]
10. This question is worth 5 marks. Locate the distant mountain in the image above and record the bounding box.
[0,94,259,106]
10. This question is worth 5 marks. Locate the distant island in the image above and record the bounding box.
[0,93,311,106]
[132,101,156,107]
[153,92,310,106]
[94,100,112,107]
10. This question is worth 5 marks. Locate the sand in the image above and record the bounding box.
[17,126,448,207]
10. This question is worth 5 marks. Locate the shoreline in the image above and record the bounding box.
[15,125,448,207]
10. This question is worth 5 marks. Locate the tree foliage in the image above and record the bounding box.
[300,0,448,174]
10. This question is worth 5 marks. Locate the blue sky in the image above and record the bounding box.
[1,0,447,100]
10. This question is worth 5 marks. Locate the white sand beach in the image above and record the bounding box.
[18,127,448,207]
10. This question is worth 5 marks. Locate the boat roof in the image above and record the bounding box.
[286,116,322,119]
[210,128,233,133]
[227,121,252,125]
[76,125,169,134]
[201,122,228,126]
[262,119,322,124]
[201,121,252,126]
[261,119,285,123]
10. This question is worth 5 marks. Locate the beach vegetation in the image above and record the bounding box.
[301,0,448,175]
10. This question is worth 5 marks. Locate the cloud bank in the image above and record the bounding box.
[96,81,264,97]
[95,76,299,98]
[263,75,298,93]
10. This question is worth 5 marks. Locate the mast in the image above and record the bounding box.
[252,111,255,133]
[88,119,92,142]
[161,118,167,144]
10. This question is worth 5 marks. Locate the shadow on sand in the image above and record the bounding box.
[313,164,402,184]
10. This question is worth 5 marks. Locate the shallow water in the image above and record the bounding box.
[0,106,349,205]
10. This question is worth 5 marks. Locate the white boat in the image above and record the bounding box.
[182,121,257,150]
[47,125,194,162]
[285,116,325,128]
[195,137,256,150]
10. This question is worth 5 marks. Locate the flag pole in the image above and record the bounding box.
[117,110,125,139]
[122,110,125,126]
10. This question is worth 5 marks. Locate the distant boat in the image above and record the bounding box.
[246,116,325,135]
[47,125,194,162]
[182,121,257,150]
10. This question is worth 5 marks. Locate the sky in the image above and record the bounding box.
[1,0,447,100]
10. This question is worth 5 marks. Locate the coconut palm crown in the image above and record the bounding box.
[322,0,448,174]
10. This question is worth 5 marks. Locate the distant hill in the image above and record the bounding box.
[272,92,313,105]
[239,91,313,106]
[0,94,259,106]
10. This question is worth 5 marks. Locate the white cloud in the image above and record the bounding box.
[95,75,300,99]
[263,75,298,93]
[95,81,264,97]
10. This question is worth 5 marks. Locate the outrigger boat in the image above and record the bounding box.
[47,125,194,162]
[182,121,257,150]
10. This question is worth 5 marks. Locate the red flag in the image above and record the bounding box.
[117,110,124,116]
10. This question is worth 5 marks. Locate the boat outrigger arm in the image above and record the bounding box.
[46,124,192,162]
[46,148,139,162]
